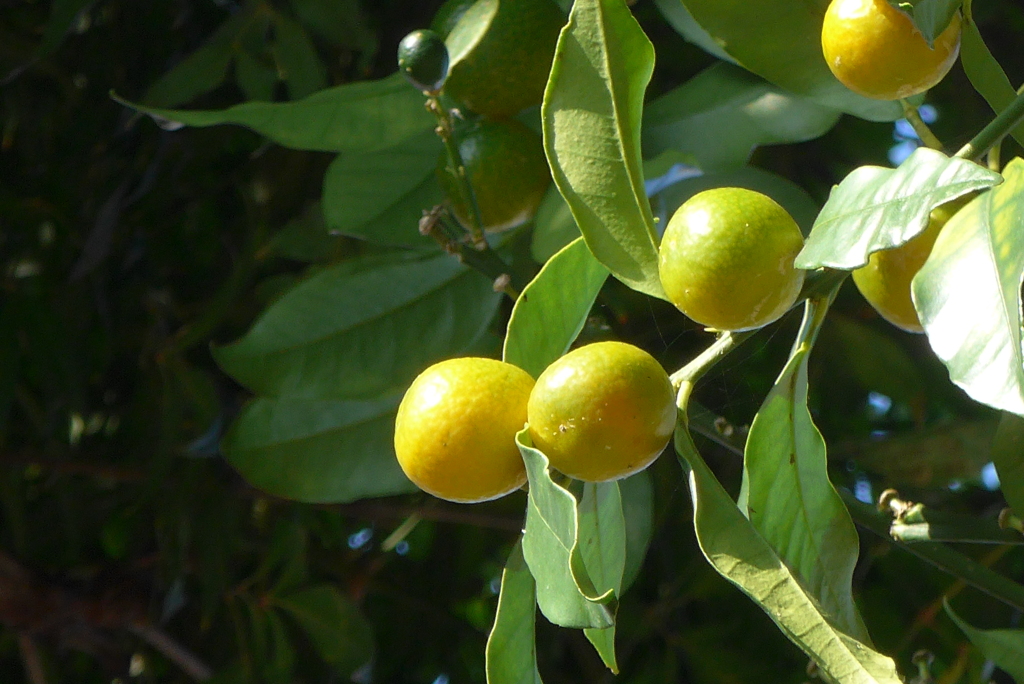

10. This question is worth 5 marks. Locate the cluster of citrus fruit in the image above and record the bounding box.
[399,0,564,233]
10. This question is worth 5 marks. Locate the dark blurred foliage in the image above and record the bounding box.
[0,0,1022,682]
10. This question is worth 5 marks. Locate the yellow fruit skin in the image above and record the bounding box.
[437,118,550,232]
[658,188,806,332]
[852,198,965,333]
[821,0,961,101]
[394,358,534,503]
[527,342,676,483]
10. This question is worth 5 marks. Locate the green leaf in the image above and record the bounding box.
[960,18,1024,150]
[643,63,840,173]
[485,541,544,684]
[579,482,626,673]
[503,238,609,378]
[235,50,279,102]
[267,202,345,262]
[796,147,1001,270]
[272,14,328,100]
[542,0,665,300]
[118,72,434,153]
[275,584,374,676]
[221,395,416,503]
[913,159,1024,415]
[618,469,653,592]
[530,185,581,263]
[322,131,443,247]
[214,252,501,400]
[266,610,297,681]
[650,0,736,63]
[945,600,1024,683]
[908,0,961,47]
[289,0,376,54]
[519,430,616,629]
[675,425,903,684]
[742,299,869,642]
[993,412,1024,518]
[678,0,904,121]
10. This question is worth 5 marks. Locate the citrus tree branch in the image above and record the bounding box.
[955,87,1024,160]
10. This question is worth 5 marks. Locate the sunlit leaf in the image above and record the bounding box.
[796,148,1001,270]
[214,252,500,400]
[322,131,443,247]
[118,73,434,153]
[221,395,415,503]
[643,63,840,173]
[742,299,869,642]
[579,481,626,673]
[503,238,609,378]
[913,159,1024,415]
[945,600,1024,683]
[678,0,904,121]
[960,18,1024,149]
[542,0,665,299]
[519,430,616,629]
[675,424,903,684]
[486,541,544,684]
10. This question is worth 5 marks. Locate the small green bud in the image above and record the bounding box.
[397,29,449,93]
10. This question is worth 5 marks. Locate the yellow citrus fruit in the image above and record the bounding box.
[443,0,564,118]
[852,196,969,333]
[527,342,676,483]
[437,118,550,232]
[821,0,961,101]
[658,187,806,332]
[394,357,534,503]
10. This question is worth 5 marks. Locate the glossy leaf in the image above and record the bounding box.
[742,299,869,642]
[796,148,1001,270]
[322,131,443,247]
[275,584,374,676]
[945,600,1024,683]
[503,238,609,378]
[675,425,903,684]
[960,18,1024,149]
[486,541,544,684]
[119,73,434,153]
[221,395,416,503]
[993,412,1024,518]
[519,430,616,629]
[650,0,735,63]
[542,0,665,299]
[678,0,903,121]
[643,63,840,173]
[908,0,961,46]
[913,159,1024,415]
[214,252,500,400]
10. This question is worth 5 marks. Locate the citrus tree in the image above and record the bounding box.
[5,0,1024,682]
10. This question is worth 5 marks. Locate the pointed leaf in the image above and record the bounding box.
[909,0,961,47]
[678,0,903,121]
[118,73,434,153]
[960,19,1024,150]
[275,585,374,677]
[272,14,327,99]
[322,131,444,247]
[542,0,665,299]
[579,482,626,673]
[619,469,653,592]
[519,430,615,629]
[503,238,609,378]
[643,63,840,173]
[796,148,1001,270]
[993,412,1024,518]
[675,425,903,684]
[486,541,544,684]
[945,600,1024,683]
[214,252,501,400]
[742,300,869,642]
[222,395,416,503]
[913,159,1024,415]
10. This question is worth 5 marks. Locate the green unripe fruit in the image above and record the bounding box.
[398,29,450,93]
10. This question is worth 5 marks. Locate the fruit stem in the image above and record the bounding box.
[987,141,1002,172]
[955,86,1024,161]
[670,331,752,393]
[426,96,488,248]
[900,100,944,150]
[421,208,521,299]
